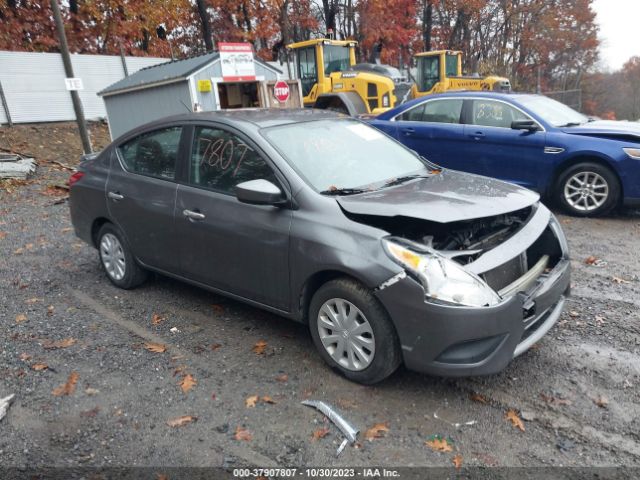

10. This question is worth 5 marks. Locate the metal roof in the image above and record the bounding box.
[98,52,282,97]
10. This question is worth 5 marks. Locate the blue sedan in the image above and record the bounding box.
[369,92,640,216]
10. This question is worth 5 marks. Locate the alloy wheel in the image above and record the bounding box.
[317,298,375,371]
[100,233,126,281]
[563,171,609,212]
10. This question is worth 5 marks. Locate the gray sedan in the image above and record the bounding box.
[69,109,570,384]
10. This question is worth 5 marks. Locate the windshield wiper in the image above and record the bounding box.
[381,174,431,188]
[558,121,583,127]
[320,187,369,196]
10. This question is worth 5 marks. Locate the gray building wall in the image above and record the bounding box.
[104,81,191,139]
[190,65,218,111]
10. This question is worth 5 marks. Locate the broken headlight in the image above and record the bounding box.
[382,238,501,307]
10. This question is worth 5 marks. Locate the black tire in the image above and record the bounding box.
[96,223,147,289]
[308,278,402,384]
[555,161,620,217]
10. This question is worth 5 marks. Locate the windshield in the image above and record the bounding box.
[323,45,351,74]
[262,119,431,193]
[517,95,588,127]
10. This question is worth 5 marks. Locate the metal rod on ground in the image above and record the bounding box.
[0,80,13,127]
[50,0,92,154]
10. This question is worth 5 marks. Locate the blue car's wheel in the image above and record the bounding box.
[556,162,620,217]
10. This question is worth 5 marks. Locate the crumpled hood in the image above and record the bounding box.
[561,120,640,140]
[336,169,539,224]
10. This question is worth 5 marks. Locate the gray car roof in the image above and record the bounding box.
[98,52,282,97]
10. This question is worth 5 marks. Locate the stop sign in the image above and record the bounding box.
[273,81,290,103]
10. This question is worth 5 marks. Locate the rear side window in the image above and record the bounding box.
[117,126,182,180]
[399,99,463,124]
[190,126,277,195]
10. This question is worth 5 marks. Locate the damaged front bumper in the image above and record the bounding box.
[374,209,571,377]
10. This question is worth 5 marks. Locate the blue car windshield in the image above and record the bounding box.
[262,119,431,193]
[517,95,588,127]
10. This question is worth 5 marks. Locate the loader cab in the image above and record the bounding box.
[288,39,357,105]
[415,51,462,94]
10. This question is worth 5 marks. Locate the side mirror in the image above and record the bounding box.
[235,179,284,206]
[511,119,539,132]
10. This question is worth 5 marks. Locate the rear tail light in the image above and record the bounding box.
[68,171,85,187]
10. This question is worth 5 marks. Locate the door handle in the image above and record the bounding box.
[401,127,415,136]
[183,209,205,221]
[107,191,124,201]
[469,131,485,140]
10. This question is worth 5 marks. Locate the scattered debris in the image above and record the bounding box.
[433,411,477,429]
[593,395,609,408]
[505,409,525,432]
[166,415,197,427]
[15,313,27,324]
[364,422,390,441]
[556,435,576,453]
[584,256,606,267]
[245,395,259,408]
[520,410,537,422]
[470,393,489,404]
[611,276,630,284]
[85,387,99,396]
[52,372,79,396]
[179,374,196,393]
[425,434,453,452]
[452,453,463,469]
[151,313,165,325]
[252,340,267,355]
[0,154,36,180]
[144,342,167,353]
[312,427,330,440]
[302,400,359,455]
[31,362,48,371]
[169,327,180,333]
[0,394,15,421]
[275,373,288,383]
[42,338,77,349]
[234,426,252,441]
[540,393,572,406]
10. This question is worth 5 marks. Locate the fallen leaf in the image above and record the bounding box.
[52,371,79,396]
[15,313,27,324]
[506,409,525,432]
[0,231,6,240]
[365,422,390,441]
[25,297,41,304]
[179,374,197,393]
[80,406,100,417]
[47,305,54,316]
[569,310,580,318]
[540,393,572,406]
[594,395,609,408]
[151,313,165,325]
[452,453,463,469]
[144,342,167,353]
[612,276,630,284]
[584,255,599,265]
[261,396,277,404]
[252,340,267,355]
[234,426,252,441]
[157,474,169,480]
[19,353,31,361]
[312,427,330,440]
[166,415,197,427]
[211,304,225,315]
[245,395,259,408]
[470,393,488,404]
[210,343,222,351]
[425,435,453,452]
[275,373,288,383]
[43,338,77,349]
[31,362,48,371]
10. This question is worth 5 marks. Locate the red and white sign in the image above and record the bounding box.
[273,81,290,103]
[219,42,256,82]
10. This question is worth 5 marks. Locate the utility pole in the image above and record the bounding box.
[50,0,92,153]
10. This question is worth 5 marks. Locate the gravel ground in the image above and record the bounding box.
[1,123,640,475]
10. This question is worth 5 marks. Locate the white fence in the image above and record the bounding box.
[0,50,167,124]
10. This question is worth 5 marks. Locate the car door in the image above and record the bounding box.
[106,125,184,273]
[461,98,545,188]
[392,98,469,170]
[175,124,292,310]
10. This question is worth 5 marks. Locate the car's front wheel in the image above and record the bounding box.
[97,223,147,289]
[309,278,401,384]
[556,162,620,217]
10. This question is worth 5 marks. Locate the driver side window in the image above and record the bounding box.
[189,126,277,195]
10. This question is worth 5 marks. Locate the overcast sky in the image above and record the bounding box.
[593,0,640,70]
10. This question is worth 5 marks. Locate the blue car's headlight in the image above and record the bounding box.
[623,147,640,159]
[382,238,501,307]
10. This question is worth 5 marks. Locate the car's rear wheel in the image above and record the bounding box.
[556,162,620,217]
[97,223,147,289]
[309,278,401,384]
